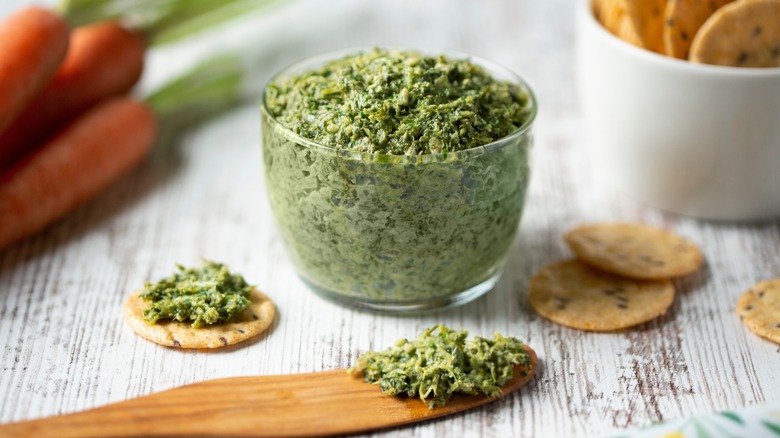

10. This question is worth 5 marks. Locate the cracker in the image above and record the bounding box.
[596,0,643,47]
[123,288,275,349]
[594,0,623,30]
[623,0,666,53]
[663,0,735,59]
[737,279,780,344]
[529,260,675,331]
[564,223,703,280]
[690,0,780,67]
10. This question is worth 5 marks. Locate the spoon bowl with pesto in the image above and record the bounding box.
[262,48,537,311]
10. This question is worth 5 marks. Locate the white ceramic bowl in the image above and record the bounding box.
[576,0,780,221]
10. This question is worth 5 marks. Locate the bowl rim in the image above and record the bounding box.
[261,47,537,164]
[578,0,780,77]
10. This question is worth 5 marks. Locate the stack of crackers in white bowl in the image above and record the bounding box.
[578,0,780,221]
[594,0,780,67]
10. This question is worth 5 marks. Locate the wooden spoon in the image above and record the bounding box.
[0,346,536,437]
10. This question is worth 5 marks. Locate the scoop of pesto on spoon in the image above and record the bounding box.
[350,325,534,409]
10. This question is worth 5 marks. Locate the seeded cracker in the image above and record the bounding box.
[529,260,675,331]
[623,0,666,53]
[595,0,643,47]
[663,0,735,59]
[565,223,703,280]
[690,0,780,67]
[123,289,275,349]
[737,279,780,344]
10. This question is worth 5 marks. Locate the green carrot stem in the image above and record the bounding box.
[145,54,246,125]
[57,0,283,46]
[145,0,283,45]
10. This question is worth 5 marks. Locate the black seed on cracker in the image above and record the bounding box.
[681,31,689,41]
[252,313,259,320]
[617,303,629,309]
[737,51,749,65]
[220,337,228,346]
[758,290,765,298]
[744,305,753,311]
[753,26,763,36]
[172,340,181,347]
[237,329,245,334]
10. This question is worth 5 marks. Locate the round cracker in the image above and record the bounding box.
[123,288,275,349]
[529,260,675,331]
[663,0,735,59]
[564,223,703,280]
[596,0,643,47]
[690,0,780,67]
[623,0,666,53]
[737,279,780,344]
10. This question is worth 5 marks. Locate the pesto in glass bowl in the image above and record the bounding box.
[261,48,536,311]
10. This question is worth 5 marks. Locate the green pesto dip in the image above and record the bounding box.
[141,261,253,328]
[266,48,531,155]
[262,48,535,307]
[349,325,532,408]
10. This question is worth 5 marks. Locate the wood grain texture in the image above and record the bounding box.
[0,347,536,437]
[1,0,779,437]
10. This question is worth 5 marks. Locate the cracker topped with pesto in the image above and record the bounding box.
[123,261,275,349]
[140,261,253,328]
[266,48,532,155]
[349,325,535,408]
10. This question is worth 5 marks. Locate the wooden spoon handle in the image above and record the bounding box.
[1,371,364,438]
[0,347,536,437]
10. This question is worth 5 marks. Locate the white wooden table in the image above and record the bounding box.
[1,0,778,436]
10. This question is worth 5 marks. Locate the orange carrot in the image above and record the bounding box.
[0,21,145,169]
[0,6,69,136]
[0,98,156,249]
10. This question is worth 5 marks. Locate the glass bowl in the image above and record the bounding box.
[261,48,537,312]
